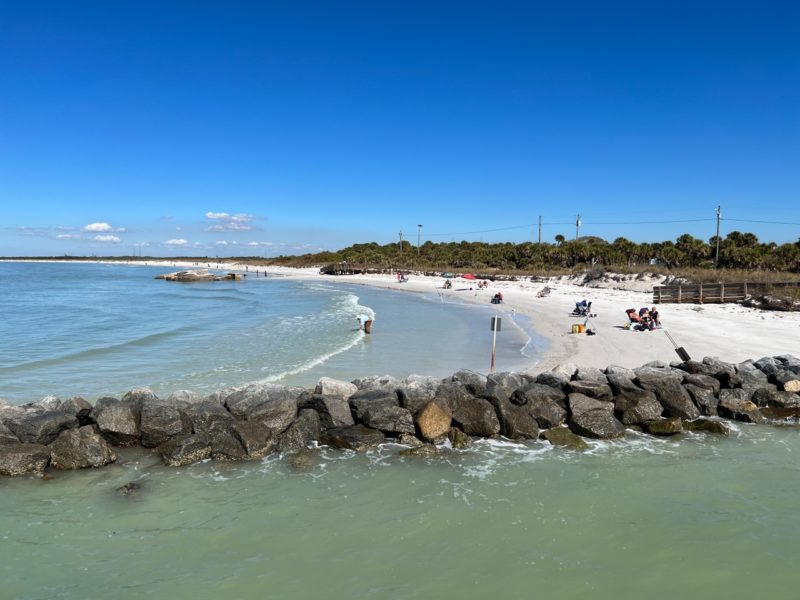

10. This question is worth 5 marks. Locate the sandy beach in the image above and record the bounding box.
[17,258,797,373]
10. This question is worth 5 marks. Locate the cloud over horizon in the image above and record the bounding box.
[204,211,257,232]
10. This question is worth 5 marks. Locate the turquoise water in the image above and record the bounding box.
[0,262,538,403]
[2,262,800,599]
[2,424,799,599]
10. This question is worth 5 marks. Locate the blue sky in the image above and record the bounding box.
[2,1,798,256]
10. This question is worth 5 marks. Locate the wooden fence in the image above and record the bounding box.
[653,281,799,304]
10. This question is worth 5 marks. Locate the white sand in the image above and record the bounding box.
[11,259,800,372]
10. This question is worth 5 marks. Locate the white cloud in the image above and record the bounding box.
[56,233,81,240]
[83,222,112,232]
[94,235,121,243]
[214,240,229,246]
[204,211,256,232]
[165,238,188,246]
[247,241,273,247]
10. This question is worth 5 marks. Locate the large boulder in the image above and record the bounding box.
[49,425,117,469]
[736,365,769,390]
[140,401,192,448]
[158,433,212,467]
[450,395,500,437]
[574,367,607,382]
[550,363,578,381]
[224,383,300,431]
[121,388,159,410]
[433,383,474,413]
[349,389,400,422]
[0,421,19,445]
[752,388,800,408]
[636,369,699,420]
[682,418,732,435]
[231,421,276,459]
[0,443,50,476]
[59,397,94,426]
[315,377,358,398]
[2,409,79,445]
[684,384,719,416]
[92,400,141,446]
[352,374,400,392]
[605,365,636,380]
[486,372,531,400]
[321,425,385,451]
[643,418,683,436]
[753,356,781,378]
[362,405,415,436]
[275,409,322,452]
[166,390,204,406]
[776,354,800,375]
[298,394,354,429]
[718,389,764,423]
[535,370,569,391]
[682,373,721,394]
[488,395,540,440]
[415,401,452,442]
[449,370,488,397]
[184,401,235,435]
[567,393,625,439]
[207,425,248,461]
[397,377,438,414]
[567,379,613,401]
[613,388,663,426]
[510,384,567,429]
[772,370,800,392]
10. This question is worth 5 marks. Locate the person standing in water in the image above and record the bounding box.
[357,315,373,334]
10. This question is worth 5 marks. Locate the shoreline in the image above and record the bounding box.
[5,258,800,372]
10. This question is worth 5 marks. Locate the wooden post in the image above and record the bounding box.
[720,282,725,303]
[678,285,682,304]
[699,283,703,304]
[744,282,748,297]
[657,287,662,304]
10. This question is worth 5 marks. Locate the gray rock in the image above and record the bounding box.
[486,372,532,399]
[140,401,192,448]
[752,388,800,408]
[35,395,62,411]
[49,425,117,469]
[0,420,19,445]
[684,384,719,416]
[642,360,671,369]
[487,395,540,440]
[718,389,764,423]
[450,395,501,437]
[574,367,607,382]
[614,388,663,425]
[567,393,625,439]
[352,374,400,391]
[397,380,437,415]
[550,363,578,381]
[535,370,569,391]
[224,383,300,432]
[449,370,488,397]
[683,373,721,394]
[511,383,567,408]
[567,379,613,401]
[298,394,354,429]
[120,387,159,410]
[397,433,424,447]
[349,388,400,422]
[231,421,276,459]
[59,397,94,425]
[776,354,800,374]
[399,444,442,458]
[362,405,415,435]
[184,401,234,435]
[753,356,781,378]
[772,370,800,392]
[276,409,322,452]
[158,433,212,467]
[208,426,248,461]
[702,356,736,377]
[166,390,204,406]
[510,384,567,429]
[321,425,385,451]
[92,400,141,446]
[2,410,79,445]
[0,443,50,476]
[605,365,636,379]
[636,370,699,420]
[314,377,358,398]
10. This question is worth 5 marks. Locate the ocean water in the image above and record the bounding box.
[2,262,800,599]
[0,262,538,403]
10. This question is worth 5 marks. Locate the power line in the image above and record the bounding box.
[724,218,800,226]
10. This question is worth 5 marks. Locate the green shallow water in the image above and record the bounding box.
[3,423,800,600]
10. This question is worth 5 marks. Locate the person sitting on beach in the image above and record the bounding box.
[626,308,642,325]
[491,292,503,304]
[649,307,661,328]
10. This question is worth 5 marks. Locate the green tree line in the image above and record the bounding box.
[267,231,800,273]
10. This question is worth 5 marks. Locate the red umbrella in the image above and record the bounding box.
[461,274,476,280]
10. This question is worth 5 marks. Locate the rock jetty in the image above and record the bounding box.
[1,355,799,477]
[155,269,241,282]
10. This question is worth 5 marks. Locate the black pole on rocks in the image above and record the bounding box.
[664,330,691,361]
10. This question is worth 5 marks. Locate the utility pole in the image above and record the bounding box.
[538,215,542,244]
[575,214,581,240]
[417,224,422,257]
[714,205,722,268]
